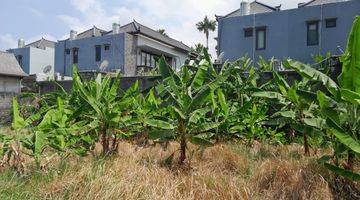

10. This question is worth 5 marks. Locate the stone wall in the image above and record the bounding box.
[37,75,161,94]
[124,33,138,76]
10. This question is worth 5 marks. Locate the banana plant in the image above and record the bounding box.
[147,53,231,164]
[253,63,326,156]
[10,97,89,167]
[71,66,137,155]
[285,47,360,180]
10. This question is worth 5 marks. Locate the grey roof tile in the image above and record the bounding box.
[299,0,350,7]
[217,1,280,19]
[0,52,27,77]
[25,38,56,49]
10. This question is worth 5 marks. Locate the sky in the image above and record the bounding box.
[0,0,305,56]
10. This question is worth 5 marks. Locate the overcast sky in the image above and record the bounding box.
[0,0,305,56]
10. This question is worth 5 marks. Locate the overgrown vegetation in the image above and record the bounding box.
[0,16,359,199]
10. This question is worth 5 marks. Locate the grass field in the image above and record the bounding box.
[0,136,359,200]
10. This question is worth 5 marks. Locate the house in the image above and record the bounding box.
[0,51,27,110]
[55,21,191,77]
[7,38,55,80]
[216,0,360,65]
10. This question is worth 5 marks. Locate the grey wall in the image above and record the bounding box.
[218,0,360,64]
[7,48,30,73]
[0,76,21,93]
[55,33,126,77]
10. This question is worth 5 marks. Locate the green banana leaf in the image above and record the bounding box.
[324,163,360,182]
[339,16,360,93]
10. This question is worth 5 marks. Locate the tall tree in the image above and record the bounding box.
[196,16,217,48]
[157,29,168,37]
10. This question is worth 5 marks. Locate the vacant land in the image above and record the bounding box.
[0,137,359,200]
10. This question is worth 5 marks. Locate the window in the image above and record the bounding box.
[256,27,266,50]
[307,21,319,46]
[104,44,110,51]
[95,45,101,62]
[140,51,160,67]
[65,49,70,55]
[326,18,337,28]
[244,28,253,37]
[73,48,78,64]
[141,52,146,66]
[16,55,23,68]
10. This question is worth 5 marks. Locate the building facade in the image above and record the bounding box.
[0,52,27,110]
[216,0,360,64]
[55,21,191,77]
[7,38,55,76]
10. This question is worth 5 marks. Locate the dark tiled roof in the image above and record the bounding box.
[0,52,27,77]
[107,21,191,52]
[216,1,280,20]
[25,38,56,49]
[75,26,107,39]
[298,0,350,8]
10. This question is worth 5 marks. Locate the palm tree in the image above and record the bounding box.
[157,29,168,37]
[196,16,217,48]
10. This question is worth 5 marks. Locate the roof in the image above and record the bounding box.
[25,38,56,49]
[0,52,27,77]
[216,1,281,20]
[109,21,191,52]
[61,21,191,52]
[75,26,107,40]
[298,0,350,7]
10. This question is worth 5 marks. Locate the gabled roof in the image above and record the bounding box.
[60,21,191,52]
[104,21,191,52]
[75,26,107,40]
[0,52,27,77]
[298,0,350,8]
[61,26,107,41]
[25,38,56,49]
[115,21,191,52]
[216,1,281,20]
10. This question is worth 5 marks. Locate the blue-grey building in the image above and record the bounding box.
[7,38,55,76]
[55,21,191,77]
[216,0,360,64]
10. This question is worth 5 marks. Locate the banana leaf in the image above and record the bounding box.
[339,16,360,93]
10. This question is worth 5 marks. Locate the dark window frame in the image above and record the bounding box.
[140,51,161,68]
[326,18,337,28]
[244,28,253,37]
[307,21,319,46]
[95,45,101,62]
[104,44,110,51]
[72,48,79,64]
[65,49,70,55]
[16,55,23,68]
[255,27,266,51]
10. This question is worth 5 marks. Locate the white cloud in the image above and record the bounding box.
[58,0,304,57]
[29,8,44,17]
[0,34,17,50]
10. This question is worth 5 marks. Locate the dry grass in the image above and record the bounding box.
[1,141,358,200]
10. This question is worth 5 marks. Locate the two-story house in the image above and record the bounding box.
[7,38,55,78]
[216,0,360,64]
[55,20,191,77]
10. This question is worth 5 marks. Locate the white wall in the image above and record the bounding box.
[29,47,55,75]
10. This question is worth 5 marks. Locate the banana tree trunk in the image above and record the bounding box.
[346,150,355,170]
[101,126,109,155]
[178,119,187,164]
[303,132,310,156]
